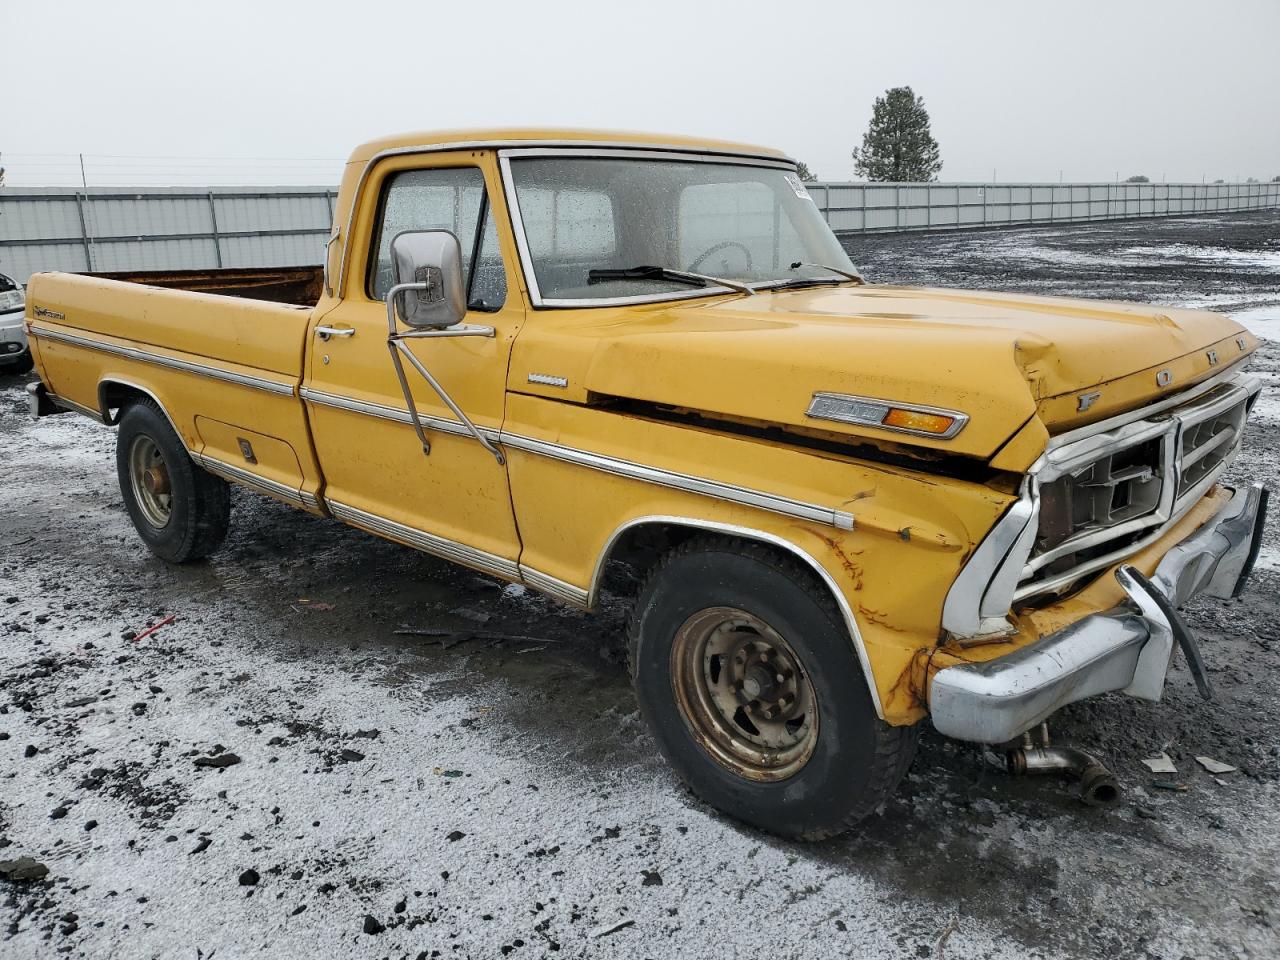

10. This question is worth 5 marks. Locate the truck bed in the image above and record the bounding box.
[27,266,326,512]
[87,265,324,306]
[27,267,316,377]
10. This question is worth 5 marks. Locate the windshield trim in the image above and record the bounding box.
[498,148,820,310]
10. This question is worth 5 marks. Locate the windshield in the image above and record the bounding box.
[506,155,857,304]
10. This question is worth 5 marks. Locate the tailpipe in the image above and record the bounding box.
[1005,725,1120,808]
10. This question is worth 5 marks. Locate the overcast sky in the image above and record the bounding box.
[4,0,1278,185]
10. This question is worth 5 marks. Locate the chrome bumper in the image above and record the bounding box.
[929,482,1268,744]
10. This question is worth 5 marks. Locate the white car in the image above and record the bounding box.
[0,271,31,375]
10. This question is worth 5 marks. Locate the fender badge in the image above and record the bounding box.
[1077,391,1102,412]
[33,306,66,321]
[1155,369,1173,387]
[1206,349,1219,366]
[527,373,568,388]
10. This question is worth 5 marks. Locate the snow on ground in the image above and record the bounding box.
[3,210,1280,959]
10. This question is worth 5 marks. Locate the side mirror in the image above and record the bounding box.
[389,230,466,329]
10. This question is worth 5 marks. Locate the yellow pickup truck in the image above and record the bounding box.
[24,128,1268,838]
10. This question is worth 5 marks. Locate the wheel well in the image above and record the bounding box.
[603,517,885,720]
[594,519,830,607]
[98,380,161,425]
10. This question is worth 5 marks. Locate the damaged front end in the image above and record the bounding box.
[928,364,1267,745]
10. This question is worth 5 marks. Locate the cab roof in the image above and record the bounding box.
[347,128,791,165]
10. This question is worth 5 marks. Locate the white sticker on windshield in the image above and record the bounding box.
[785,173,812,200]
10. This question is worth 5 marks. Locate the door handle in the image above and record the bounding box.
[315,325,355,341]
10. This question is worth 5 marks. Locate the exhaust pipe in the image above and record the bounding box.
[1006,725,1120,808]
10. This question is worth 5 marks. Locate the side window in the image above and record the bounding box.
[368,166,506,310]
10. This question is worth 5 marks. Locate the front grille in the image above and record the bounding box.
[1179,398,1247,494]
[1016,379,1256,600]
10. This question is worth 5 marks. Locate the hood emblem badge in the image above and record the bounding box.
[1156,369,1174,388]
[1206,349,1219,366]
[1076,391,1102,412]
[1237,336,1248,351]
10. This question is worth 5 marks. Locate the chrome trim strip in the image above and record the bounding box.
[300,387,495,441]
[301,387,853,529]
[31,326,296,397]
[498,433,855,530]
[46,392,107,423]
[587,515,884,719]
[327,499,520,581]
[806,392,969,440]
[190,452,319,510]
[519,567,590,608]
[336,140,795,300]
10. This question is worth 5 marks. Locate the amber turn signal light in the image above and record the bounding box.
[882,408,957,435]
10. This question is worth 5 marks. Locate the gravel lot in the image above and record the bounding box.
[3,211,1279,959]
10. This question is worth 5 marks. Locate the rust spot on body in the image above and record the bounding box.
[856,603,903,632]
[812,533,865,590]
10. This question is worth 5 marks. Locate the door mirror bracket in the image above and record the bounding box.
[382,231,504,465]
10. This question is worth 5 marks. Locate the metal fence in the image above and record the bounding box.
[808,180,1280,234]
[0,186,337,285]
[3,180,1278,285]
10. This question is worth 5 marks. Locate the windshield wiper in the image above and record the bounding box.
[588,265,757,296]
[788,261,865,284]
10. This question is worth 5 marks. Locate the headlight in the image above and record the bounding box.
[0,289,24,311]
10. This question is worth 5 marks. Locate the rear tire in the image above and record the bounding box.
[116,399,230,562]
[628,537,917,839]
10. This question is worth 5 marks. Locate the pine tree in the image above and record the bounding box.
[852,87,942,182]
[794,161,818,183]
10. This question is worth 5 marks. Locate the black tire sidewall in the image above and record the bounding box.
[116,402,205,563]
[631,546,886,837]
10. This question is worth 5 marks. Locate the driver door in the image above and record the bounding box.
[302,153,524,578]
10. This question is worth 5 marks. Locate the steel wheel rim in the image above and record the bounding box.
[128,434,173,529]
[670,606,819,782]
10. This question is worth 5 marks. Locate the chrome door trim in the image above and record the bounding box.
[190,451,320,510]
[300,388,854,530]
[335,140,796,301]
[587,514,885,719]
[30,325,297,397]
[326,498,520,581]
[299,386,500,441]
[497,433,855,530]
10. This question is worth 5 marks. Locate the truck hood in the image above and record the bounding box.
[510,285,1255,462]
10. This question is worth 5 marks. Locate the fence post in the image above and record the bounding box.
[73,192,93,271]
[207,191,224,268]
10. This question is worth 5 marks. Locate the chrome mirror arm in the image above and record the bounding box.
[384,284,504,465]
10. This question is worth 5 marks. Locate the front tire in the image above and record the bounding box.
[116,399,230,563]
[628,537,917,839]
